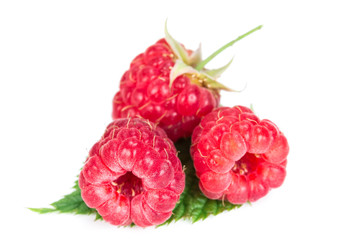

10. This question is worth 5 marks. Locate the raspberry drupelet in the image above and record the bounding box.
[191,106,289,204]
[79,118,185,227]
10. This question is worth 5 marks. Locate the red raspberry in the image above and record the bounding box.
[112,24,262,141]
[191,106,289,204]
[79,118,185,227]
[112,39,220,141]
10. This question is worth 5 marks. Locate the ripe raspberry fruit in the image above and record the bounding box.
[113,23,262,141]
[79,118,185,227]
[191,106,289,204]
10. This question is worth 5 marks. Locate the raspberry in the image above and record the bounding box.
[113,23,262,141]
[112,39,220,142]
[191,106,289,204]
[79,118,185,227]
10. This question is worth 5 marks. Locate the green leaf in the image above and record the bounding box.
[28,208,57,214]
[159,138,242,226]
[30,138,241,226]
[29,180,102,221]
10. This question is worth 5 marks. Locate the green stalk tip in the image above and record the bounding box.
[195,25,263,71]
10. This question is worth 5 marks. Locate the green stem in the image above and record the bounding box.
[195,25,263,71]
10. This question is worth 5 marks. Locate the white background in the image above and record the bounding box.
[1,0,359,239]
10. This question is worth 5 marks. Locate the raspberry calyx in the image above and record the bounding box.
[167,22,263,91]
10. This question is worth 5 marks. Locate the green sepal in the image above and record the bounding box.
[170,59,235,91]
[169,59,200,86]
[188,43,202,67]
[203,57,234,79]
[165,20,190,64]
[203,78,236,92]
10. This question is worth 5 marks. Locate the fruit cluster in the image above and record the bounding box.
[78,23,289,227]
